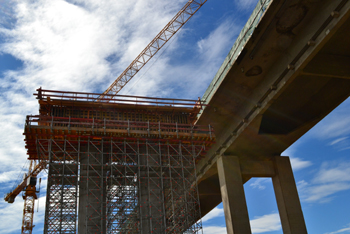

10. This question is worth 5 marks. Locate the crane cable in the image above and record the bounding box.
[11,160,29,193]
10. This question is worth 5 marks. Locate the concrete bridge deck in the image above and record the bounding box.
[195,0,350,232]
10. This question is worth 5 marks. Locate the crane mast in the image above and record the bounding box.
[22,168,37,234]
[100,0,208,99]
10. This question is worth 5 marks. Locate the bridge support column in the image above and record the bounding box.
[217,155,252,234]
[216,155,307,234]
[272,156,307,234]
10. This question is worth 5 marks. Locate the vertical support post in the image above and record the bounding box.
[128,119,130,136]
[68,116,71,134]
[146,140,153,232]
[147,121,150,137]
[103,118,106,135]
[75,137,80,232]
[44,139,53,234]
[50,116,53,133]
[179,141,189,229]
[139,139,151,233]
[92,117,94,134]
[100,139,106,234]
[176,122,179,139]
[272,156,307,234]
[159,141,167,232]
[190,124,193,139]
[217,155,251,234]
[209,124,212,139]
[192,143,203,233]
[167,141,176,232]
[158,121,161,138]
[59,138,67,232]
[78,140,87,234]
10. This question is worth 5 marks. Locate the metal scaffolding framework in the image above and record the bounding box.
[37,138,206,233]
[24,89,215,233]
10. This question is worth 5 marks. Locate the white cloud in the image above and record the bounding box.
[325,224,350,234]
[203,225,227,234]
[328,136,350,151]
[309,98,350,140]
[290,157,312,171]
[250,213,281,233]
[330,137,348,146]
[297,180,309,191]
[283,99,350,153]
[297,161,350,203]
[0,198,24,233]
[197,20,238,62]
[331,137,350,151]
[0,194,46,233]
[314,116,350,140]
[33,196,47,226]
[305,182,350,203]
[202,207,225,223]
[313,162,350,184]
[0,0,187,95]
[125,18,242,98]
[249,178,270,190]
[282,145,312,171]
[235,0,259,10]
[203,211,282,234]
[0,1,16,29]
[0,170,24,183]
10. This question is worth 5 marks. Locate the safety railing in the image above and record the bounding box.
[25,115,214,139]
[35,88,205,109]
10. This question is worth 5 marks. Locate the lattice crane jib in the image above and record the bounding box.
[4,160,46,234]
[100,0,208,100]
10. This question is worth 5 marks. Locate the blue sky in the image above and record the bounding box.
[0,0,349,233]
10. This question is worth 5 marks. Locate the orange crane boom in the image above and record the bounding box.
[100,0,208,99]
[4,160,46,234]
[4,161,46,203]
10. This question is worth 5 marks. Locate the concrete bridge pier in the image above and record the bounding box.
[217,155,307,234]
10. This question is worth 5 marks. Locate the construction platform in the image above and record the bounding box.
[23,88,215,234]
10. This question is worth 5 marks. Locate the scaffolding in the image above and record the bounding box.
[24,88,215,233]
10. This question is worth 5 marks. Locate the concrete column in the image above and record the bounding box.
[217,156,251,234]
[78,146,106,234]
[139,144,163,233]
[272,156,307,234]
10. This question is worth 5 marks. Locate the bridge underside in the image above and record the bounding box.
[196,0,350,231]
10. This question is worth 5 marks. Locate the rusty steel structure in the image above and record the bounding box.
[23,88,215,233]
[100,0,208,99]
